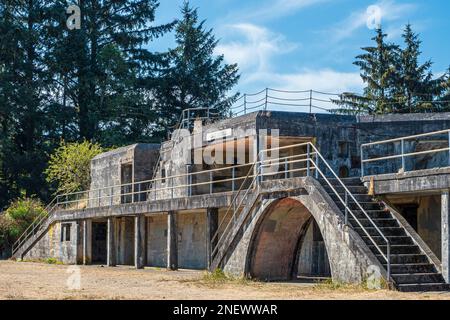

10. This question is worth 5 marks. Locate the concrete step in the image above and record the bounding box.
[336,201,384,211]
[396,283,450,292]
[351,210,393,219]
[329,193,374,203]
[368,244,420,255]
[361,235,414,245]
[391,273,445,285]
[323,185,368,194]
[350,217,399,228]
[390,263,437,274]
[354,226,406,237]
[379,254,429,264]
[323,177,363,186]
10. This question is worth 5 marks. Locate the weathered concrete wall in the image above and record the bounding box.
[177,211,207,269]
[147,214,167,267]
[385,194,442,259]
[222,177,386,284]
[116,217,134,265]
[23,221,80,264]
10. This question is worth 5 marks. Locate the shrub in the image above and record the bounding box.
[0,197,47,254]
[45,140,104,195]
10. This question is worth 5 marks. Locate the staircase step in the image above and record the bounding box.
[336,201,384,211]
[323,185,368,194]
[390,263,437,274]
[380,254,429,264]
[396,283,450,292]
[329,194,374,203]
[323,177,363,186]
[391,273,445,285]
[368,244,420,255]
[354,226,406,237]
[349,218,398,228]
[361,236,414,245]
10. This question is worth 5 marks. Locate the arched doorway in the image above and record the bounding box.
[247,198,331,281]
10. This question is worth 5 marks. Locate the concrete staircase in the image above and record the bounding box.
[322,177,450,292]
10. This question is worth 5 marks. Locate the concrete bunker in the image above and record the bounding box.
[247,197,331,281]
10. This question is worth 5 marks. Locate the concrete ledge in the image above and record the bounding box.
[362,168,450,195]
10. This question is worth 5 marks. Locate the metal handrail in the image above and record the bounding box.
[361,128,450,176]
[11,198,59,256]
[210,142,391,280]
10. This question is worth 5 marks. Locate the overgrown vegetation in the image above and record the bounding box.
[45,141,104,195]
[201,268,253,286]
[0,197,47,255]
[0,1,240,210]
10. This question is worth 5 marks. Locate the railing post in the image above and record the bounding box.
[138,183,141,202]
[264,88,268,111]
[344,191,349,226]
[387,243,391,283]
[315,150,319,179]
[210,171,213,194]
[309,89,312,114]
[232,167,235,192]
[360,145,364,177]
[401,139,405,172]
[110,187,113,206]
[98,189,101,207]
[285,158,288,179]
[244,94,247,115]
[171,176,174,199]
[448,131,450,166]
[307,144,311,177]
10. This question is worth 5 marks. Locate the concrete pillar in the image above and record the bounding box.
[442,191,450,283]
[206,208,219,269]
[83,219,92,265]
[107,217,116,267]
[167,211,178,270]
[134,215,146,269]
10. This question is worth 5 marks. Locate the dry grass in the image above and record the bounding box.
[0,260,449,300]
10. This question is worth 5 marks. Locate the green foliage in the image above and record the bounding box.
[0,197,46,252]
[45,141,104,195]
[333,25,449,115]
[154,1,240,134]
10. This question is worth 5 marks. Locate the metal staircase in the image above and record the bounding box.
[323,178,450,292]
[210,143,392,280]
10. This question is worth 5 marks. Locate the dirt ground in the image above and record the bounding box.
[1,260,450,300]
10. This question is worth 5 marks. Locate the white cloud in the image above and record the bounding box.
[238,0,331,21]
[216,23,297,73]
[331,0,417,42]
[246,69,363,94]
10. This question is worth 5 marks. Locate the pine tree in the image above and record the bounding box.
[44,0,176,143]
[333,28,399,114]
[396,24,437,113]
[154,1,240,135]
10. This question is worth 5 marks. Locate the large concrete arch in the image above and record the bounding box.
[247,198,326,281]
[222,177,386,284]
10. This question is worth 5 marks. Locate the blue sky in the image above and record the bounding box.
[154,0,450,96]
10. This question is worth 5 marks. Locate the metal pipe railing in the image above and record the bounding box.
[210,142,391,281]
[361,128,450,177]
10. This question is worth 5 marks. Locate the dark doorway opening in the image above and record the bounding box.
[399,204,419,231]
[295,218,331,279]
[92,222,107,264]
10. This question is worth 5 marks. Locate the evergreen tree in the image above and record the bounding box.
[395,24,437,113]
[44,0,176,143]
[154,1,240,135]
[333,28,399,114]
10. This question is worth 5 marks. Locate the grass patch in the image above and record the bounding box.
[313,278,389,291]
[18,257,63,265]
[200,268,255,286]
